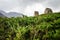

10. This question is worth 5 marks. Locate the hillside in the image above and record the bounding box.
[0,13,60,40]
[0,10,25,18]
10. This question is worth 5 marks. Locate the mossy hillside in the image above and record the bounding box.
[0,13,60,40]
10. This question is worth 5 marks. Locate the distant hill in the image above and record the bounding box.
[0,10,25,18]
[5,12,24,18]
[0,10,6,17]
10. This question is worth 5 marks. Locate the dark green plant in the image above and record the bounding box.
[0,13,60,40]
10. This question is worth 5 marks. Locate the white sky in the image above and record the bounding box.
[0,0,60,16]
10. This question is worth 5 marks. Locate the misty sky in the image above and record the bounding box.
[0,0,60,16]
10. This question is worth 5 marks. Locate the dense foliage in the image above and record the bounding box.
[0,13,60,40]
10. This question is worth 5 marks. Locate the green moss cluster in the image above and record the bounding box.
[0,13,60,40]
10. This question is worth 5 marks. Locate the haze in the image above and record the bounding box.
[0,0,60,16]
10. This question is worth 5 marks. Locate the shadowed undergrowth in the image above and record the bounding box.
[0,13,60,40]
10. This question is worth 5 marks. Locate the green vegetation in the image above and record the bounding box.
[0,12,60,40]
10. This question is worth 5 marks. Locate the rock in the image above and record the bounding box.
[34,11,39,16]
[44,8,53,14]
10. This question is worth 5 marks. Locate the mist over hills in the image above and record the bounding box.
[0,10,24,18]
[6,12,24,18]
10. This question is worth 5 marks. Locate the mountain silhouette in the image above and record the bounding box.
[0,10,6,17]
[0,10,25,18]
[6,12,24,18]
